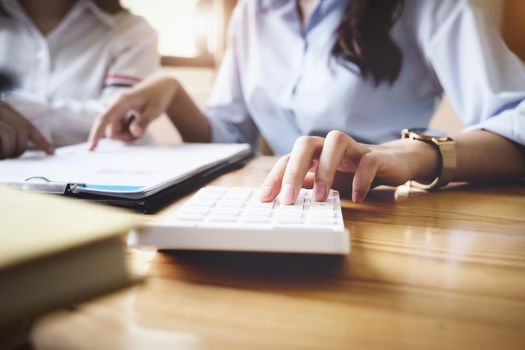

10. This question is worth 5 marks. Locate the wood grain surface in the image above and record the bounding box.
[31,157,525,349]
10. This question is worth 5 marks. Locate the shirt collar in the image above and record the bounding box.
[258,0,289,11]
[257,0,336,13]
[0,0,116,27]
[81,0,117,27]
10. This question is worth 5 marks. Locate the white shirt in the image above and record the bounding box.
[0,0,160,146]
[207,0,525,155]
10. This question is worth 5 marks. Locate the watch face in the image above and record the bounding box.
[410,128,448,139]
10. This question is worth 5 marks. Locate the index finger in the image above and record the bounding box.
[28,124,54,155]
[1,104,54,156]
[280,136,324,205]
[88,99,131,151]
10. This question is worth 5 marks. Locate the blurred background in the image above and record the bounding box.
[121,0,525,145]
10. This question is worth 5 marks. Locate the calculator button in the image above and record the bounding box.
[330,193,341,203]
[188,199,216,207]
[223,188,253,200]
[243,209,272,217]
[246,202,274,209]
[275,216,303,224]
[212,207,241,216]
[311,200,334,208]
[309,206,334,214]
[292,197,305,205]
[275,206,303,217]
[218,200,246,208]
[208,215,238,223]
[308,210,335,218]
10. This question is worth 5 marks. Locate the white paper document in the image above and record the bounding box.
[0,140,252,199]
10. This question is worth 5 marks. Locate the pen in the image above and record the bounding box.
[124,109,140,135]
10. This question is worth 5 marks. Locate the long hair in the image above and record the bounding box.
[0,3,8,16]
[333,0,405,85]
[92,0,125,14]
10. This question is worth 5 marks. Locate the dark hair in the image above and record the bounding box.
[0,3,8,16]
[92,0,126,14]
[333,0,405,85]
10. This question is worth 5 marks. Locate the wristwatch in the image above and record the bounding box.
[401,128,457,190]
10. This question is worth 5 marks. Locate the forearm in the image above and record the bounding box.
[379,130,525,188]
[166,80,211,143]
[4,91,106,146]
[453,130,525,181]
[5,91,103,122]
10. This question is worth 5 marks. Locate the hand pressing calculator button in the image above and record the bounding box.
[128,187,350,255]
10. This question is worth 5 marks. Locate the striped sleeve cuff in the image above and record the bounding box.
[104,74,142,88]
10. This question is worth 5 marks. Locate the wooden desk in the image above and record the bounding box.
[32,157,525,349]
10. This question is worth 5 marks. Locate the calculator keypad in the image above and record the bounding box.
[162,186,345,232]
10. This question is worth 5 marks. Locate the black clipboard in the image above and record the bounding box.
[66,150,254,213]
[0,142,254,213]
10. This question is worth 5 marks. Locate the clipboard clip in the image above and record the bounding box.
[25,176,52,182]
[1,176,80,194]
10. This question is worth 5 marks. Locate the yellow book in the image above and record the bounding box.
[0,188,141,342]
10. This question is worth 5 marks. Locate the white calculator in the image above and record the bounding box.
[128,186,350,255]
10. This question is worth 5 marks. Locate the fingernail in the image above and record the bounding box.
[314,181,326,201]
[352,191,365,203]
[258,185,273,200]
[280,184,295,204]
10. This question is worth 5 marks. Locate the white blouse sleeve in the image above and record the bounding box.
[411,0,525,146]
[100,14,160,99]
[205,2,260,150]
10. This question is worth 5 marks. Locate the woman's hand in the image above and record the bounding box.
[88,75,180,150]
[0,101,54,159]
[259,130,440,204]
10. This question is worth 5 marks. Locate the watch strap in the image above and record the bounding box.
[409,139,456,190]
[401,129,457,190]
